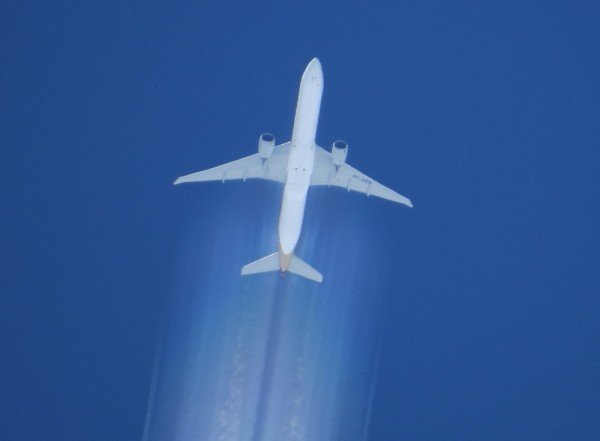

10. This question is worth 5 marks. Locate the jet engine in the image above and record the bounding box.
[331,140,348,166]
[258,133,275,159]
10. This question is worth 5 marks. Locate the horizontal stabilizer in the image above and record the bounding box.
[241,252,279,276]
[288,255,323,283]
[241,252,323,283]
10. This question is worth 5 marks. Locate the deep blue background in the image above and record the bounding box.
[2,1,599,440]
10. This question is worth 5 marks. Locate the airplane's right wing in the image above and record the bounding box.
[311,145,412,207]
[174,142,290,185]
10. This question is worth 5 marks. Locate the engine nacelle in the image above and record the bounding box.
[331,140,348,166]
[258,133,275,159]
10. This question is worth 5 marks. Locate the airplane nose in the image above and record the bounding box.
[304,58,322,85]
[308,58,322,75]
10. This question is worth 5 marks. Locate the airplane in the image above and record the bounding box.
[174,58,412,283]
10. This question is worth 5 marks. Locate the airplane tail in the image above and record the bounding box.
[288,254,323,283]
[241,252,280,275]
[241,252,323,283]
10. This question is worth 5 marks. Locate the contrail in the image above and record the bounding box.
[362,333,383,441]
[251,285,286,441]
[145,190,388,441]
[141,323,165,441]
[280,290,317,441]
[216,293,249,441]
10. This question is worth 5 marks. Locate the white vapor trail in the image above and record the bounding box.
[146,189,387,441]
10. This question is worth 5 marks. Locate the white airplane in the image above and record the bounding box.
[174,58,412,283]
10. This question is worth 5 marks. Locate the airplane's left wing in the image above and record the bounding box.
[174,142,290,185]
[311,145,413,207]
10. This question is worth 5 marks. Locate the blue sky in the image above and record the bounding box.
[2,1,600,440]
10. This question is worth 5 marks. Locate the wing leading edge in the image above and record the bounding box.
[310,146,412,207]
[174,142,291,185]
[174,142,411,207]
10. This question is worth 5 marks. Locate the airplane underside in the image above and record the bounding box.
[173,58,412,283]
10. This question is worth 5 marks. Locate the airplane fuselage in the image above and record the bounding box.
[277,59,323,271]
